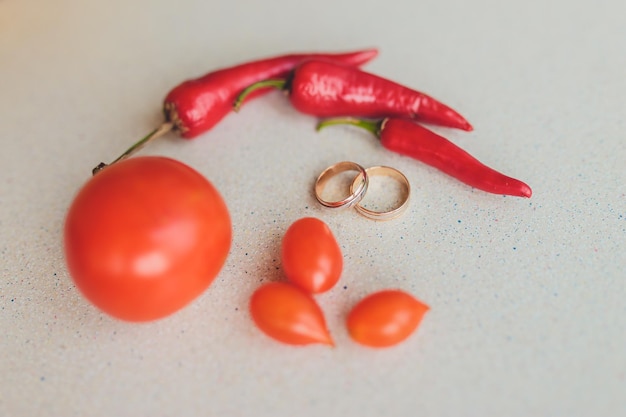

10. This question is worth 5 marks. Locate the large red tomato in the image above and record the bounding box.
[64,156,231,321]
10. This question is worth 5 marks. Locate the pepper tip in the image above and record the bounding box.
[520,183,532,198]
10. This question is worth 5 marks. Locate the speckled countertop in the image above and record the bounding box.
[1,0,625,416]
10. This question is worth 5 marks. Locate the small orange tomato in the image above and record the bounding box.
[347,289,429,348]
[249,282,334,346]
[281,217,343,293]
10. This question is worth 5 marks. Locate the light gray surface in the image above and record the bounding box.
[1,0,625,416]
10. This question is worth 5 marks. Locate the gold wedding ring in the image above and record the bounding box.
[350,166,410,221]
[314,161,368,209]
[315,162,411,221]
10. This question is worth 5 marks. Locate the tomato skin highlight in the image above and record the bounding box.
[64,156,232,322]
[250,282,334,346]
[347,290,429,348]
[281,217,343,293]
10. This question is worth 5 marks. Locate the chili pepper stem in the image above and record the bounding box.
[316,117,383,136]
[233,79,287,112]
[92,122,174,175]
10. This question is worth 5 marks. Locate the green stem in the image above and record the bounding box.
[315,117,382,136]
[233,79,287,112]
[92,122,174,175]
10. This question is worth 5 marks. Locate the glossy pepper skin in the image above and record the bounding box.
[163,49,378,138]
[318,118,531,198]
[235,60,472,131]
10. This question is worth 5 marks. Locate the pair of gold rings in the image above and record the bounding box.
[314,161,410,221]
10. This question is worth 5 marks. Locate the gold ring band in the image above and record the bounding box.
[314,161,369,209]
[350,166,410,221]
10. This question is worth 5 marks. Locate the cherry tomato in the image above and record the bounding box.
[64,156,232,322]
[281,217,343,293]
[347,289,429,348]
[249,282,334,346]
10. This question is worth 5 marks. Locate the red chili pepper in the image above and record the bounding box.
[317,118,532,198]
[93,48,378,174]
[165,49,378,138]
[233,60,472,132]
